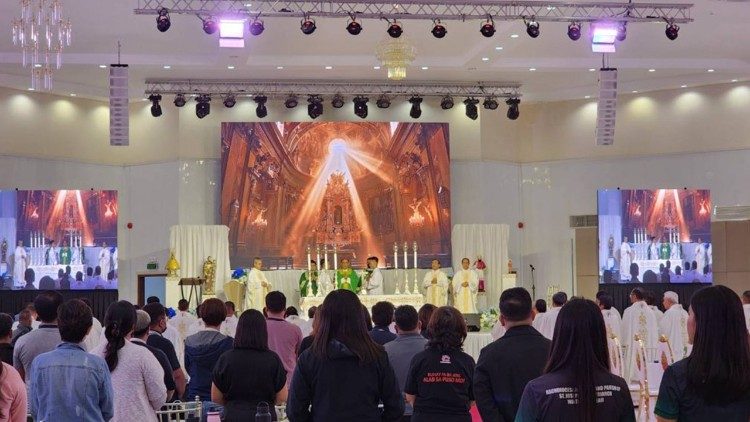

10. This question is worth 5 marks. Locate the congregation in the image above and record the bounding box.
[0,284,745,421]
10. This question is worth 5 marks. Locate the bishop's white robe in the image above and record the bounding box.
[98,248,111,278]
[620,242,633,281]
[451,269,478,314]
[537,307,562,340]
[695,243,706,273]
[13,246,28,286]
[246,268,271,311]
[423,269,449,306]
[650,305,664,327]
[364,268,384,295]
[622,301,659,382]
[659,304,689,360]
[602,308,623,342]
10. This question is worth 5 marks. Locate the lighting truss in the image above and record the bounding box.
[135,0,693,23]
[145,79,522,99]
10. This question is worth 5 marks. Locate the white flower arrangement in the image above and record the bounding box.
[480,308,499,330]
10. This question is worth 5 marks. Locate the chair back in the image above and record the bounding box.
[634,334,651,421]
[608,334,624,377]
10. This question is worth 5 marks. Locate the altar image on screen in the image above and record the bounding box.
[221,122,452,269]
[598,189,712,284]
[0,190,119,290]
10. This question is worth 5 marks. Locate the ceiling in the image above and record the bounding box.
[0,0,748,102]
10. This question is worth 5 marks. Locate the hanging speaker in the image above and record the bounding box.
[109,64,129,146]
[596,68,617,146]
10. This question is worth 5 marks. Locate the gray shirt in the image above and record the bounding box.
[384,332,428,415]
[13,325,61,381]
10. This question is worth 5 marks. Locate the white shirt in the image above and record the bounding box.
[222,314,238,337]
[537,307,562,340]
[364,268,384,295]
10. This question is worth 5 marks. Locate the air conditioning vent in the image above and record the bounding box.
[570,215,598,228]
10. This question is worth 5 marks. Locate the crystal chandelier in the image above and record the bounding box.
[12,0,72,90]
[376,37,416,80]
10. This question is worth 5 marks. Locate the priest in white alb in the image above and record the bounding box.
[619,236,633,281]
[98,242,111,278]
[246,257,271,311]
[659,291,689,360]
[13,240,28,287]
[363,256,384,295]
[598,294,623,342]
[622,287,659,382]
[423,259,449,306]
[452,258,478,314]
[537,292,567,340]
[695,237,706,274]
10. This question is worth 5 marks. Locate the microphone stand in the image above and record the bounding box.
[530,264,536,299]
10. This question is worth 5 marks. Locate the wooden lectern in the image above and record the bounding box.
[179,278,204,309]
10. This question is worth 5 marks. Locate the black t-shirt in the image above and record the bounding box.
[132,340,177,392]
[212,348,286,422]
[404,348,476,422]
[655,358,750,421]
[147,332,181,370]
[516,369,635,422]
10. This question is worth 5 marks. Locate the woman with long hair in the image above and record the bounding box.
[404,306,475,422]
[655,286,750,421]
[287,289,403,421]
[211,309,287,422]
[516,298,635,422]
[92,300,166,422]
[418,303,436,339]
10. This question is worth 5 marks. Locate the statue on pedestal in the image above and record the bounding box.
[202,256,216,295]
[166,251,180,278]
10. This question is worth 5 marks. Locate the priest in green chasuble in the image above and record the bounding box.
[659,237,671,260]
[336,258,360,292]
[300,260,320,296]
[59,240,72,265]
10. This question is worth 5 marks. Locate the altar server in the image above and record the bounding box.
[452,258,478,314]
[44,240,58,266]
[659,291,689,360]
[423,259,449,306]
[619,236,633,281]
[363,256,384,295]
[598,294,623,342]
[537,292,567,340]
[13,241,28,286]
[695,238,706,277]
[246,257,271,311]
[622,288,659,382]
[98,242,111,280]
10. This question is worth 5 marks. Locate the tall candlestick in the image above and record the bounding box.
[306,245,313,298]
[413,241,418,269]
[333,244,338,272]
[403,242,408,270]
[393,242,398,270]
[316,245,321,270]
[323,244,329,270]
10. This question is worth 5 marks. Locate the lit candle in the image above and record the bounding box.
[413,241,418,269]
[333,244,338,272]
[324,244,329,270]
[316,244,321,270]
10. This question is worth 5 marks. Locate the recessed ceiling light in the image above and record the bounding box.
[276,66,284,70]
[495,46,503,50]
[680,84,687,88]
[227,65,235,70]
[99,65,107,69]
[325,66,333,70]
[529,68,536,71]
[70,93,77,97]
[510,34,519,38]
[482,57,489,61]
[163,65,171,69]
[731,79,739,82]
[373,66,381,70]
[648,68,656,72]
[421,66,429,70]
[707,69,715,72]
[584,95,591,99]
[632,90,639,93]
[588,68,596,72]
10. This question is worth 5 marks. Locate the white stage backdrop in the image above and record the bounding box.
[169,225,231,295]
[452,224,510,307]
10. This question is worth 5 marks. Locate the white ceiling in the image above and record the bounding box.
[0,0,748,102]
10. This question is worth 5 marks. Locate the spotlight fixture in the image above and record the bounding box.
[483,97,499,110]
[480,17,495,37]
[284,94,298,108]
[223,94,236,108]
[665,22,679,40]
[506,98,520,120]
[148,94,162,117]
[156,8,171,32]
[173,93,187,107]
[440,95,454,110]
[202,17,218,34]
[195,94,211,119]
[616,22,627,42]
[353,96,369,119]
[300,17,316,35]
[253,95,268,118]
[464,98,479,120]
[307,95,323,119]
[409,96,423,119]
[525,17,540,38]
[331,94,345,108]
[249,18,265,36]
[567,22,581,41]
[346,17,363,35]
[376,95,391,109]
[431,19,447,38]
[387,21,403,38]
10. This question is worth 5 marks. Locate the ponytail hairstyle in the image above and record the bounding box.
[103,300,136,372]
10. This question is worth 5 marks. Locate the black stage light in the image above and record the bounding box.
[387,22,403,38]
[331,94,345,108]
[300,17,316,35]
[525,18,540,38]
[195,95,211,119]
[665,22,679,40]
[483,97,499,110]
[249,19,265,36]
[347,18,363,35]
[409,96,423,119]
[202,18,218,34]
[464,98,479,120]
[223,94,236,108]
[617,22,627,42]
[506,98,520,120]
[480,18,495,37]
[353,96,369,119]
[173,93,187,107]
[376,95,391,109]
[254,95,268,118]
[156,8,171,32]
[567,22,581,41]
[431,19,447,38]
[284,95,298,109]
[440,95,454,110]
[307,95,323,119]
[148,94,162,117]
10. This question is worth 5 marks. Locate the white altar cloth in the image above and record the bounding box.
[300,293,424,314]
[464,332,494,361]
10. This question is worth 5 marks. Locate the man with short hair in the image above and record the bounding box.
[169,299,197,340]
[132,309,175,401]
[11,309,33,346]
[659,291,690,360]
[384,305,427,421]
[14,290,63,381]
[743,291,750,332]
[363,256,384,295]
[422,259,449,306]
[265,291,302,386]
[622,287,659,381]
[0,313,14,364]
[143,302,187,399]
[370,301,397,345]
[453,258,479,314]
[29,299,114,421]
[537,291,567,340]
[598,294,622,341]
[247,257,271,311]
[475,287,551,422]
[222,301,238,337]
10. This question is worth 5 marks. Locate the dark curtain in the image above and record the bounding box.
[599,283,708,313]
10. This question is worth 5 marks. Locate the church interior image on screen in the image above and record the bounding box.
[221,122,451,269]
[598,189,712,284]
[0,190,119,290]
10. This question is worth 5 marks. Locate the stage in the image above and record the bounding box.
[0,289,117,321]
[598,283,708,312]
